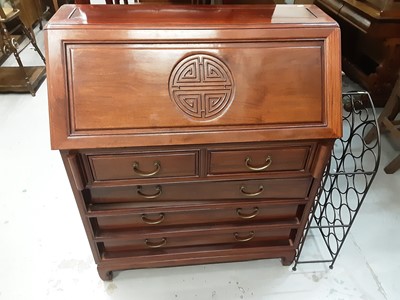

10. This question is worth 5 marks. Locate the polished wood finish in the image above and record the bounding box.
[94,200,303,229]
[316,0,400,106]
[88,150,199,181]
[46,5,341,150]
[88,176,313,202]
[207,143,314,175]
[74,0,199,4]
[218,0,275,3]
[46,4,342,280]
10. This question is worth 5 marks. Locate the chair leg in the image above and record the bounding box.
[384,154,400,174]
[365,77,400,144]
[53,0,59,12]
[364,126,379,144]
[365,102,395,144]
[21,24,46,64]
[0,22,36,96]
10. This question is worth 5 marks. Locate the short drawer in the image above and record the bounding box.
[89,177,313,203]
[88,151,199,181]
[97,224,296,253]
[91,201,303,230]
[208,145,311,175]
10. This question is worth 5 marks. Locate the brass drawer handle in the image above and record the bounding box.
[145,238,167,248]
[137,185,162,199]
[240,185,264,197]
[141,213,165,225]
[236,207,259,219]
[245,156,272,171]
[132,161,161,177]
[234,231,255,242]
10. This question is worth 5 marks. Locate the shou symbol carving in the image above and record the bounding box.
[169,54,235,120]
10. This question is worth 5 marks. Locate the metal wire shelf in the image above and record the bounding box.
[292,91,381,270]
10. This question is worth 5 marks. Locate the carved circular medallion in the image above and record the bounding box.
[169,54,235,120]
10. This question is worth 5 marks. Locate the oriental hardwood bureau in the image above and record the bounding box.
[45,4,342,280]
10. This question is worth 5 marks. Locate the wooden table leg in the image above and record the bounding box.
[53,0,59,11]
[384,154,400,174]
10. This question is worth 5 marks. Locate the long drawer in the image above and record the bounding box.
[96,223,297,254]
[91,201,304,230]
[89,177,313,203]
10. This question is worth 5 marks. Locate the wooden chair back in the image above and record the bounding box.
[0,2,19,22]
[75,0,130,3]
[74,0,197,4]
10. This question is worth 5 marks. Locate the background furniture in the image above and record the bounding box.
[365,72,400,173]
[13,0,46,28]
[316,0,400,107]
[0,0,44,64]
[0,1,46,95]
[45,4,342,280]
[73,0,281,5]
[74,0,202,4]
[49,1,74,13]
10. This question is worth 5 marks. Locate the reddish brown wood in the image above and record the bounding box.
[88,150,199,181]
[45,4,342,150]
[46,4,342,280]
[97,244,297,279]
[100,225,294,252]
[66,154,85,190]
[208,144,312,175]
[75,0,196,3]
[89,177,313,203]
[94,201,303,230]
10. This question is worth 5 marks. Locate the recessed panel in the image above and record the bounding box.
[66,42,324,133]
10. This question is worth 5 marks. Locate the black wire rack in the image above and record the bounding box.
[292,91,381,270]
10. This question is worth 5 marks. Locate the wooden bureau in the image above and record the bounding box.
[45,4,342,280]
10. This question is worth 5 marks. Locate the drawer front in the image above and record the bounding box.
[48,7,342,150]
[93,202,303,230]
[99,226,295,253]
[88,151,199,181]
[208,145,311,175]
[89,177,312,203]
